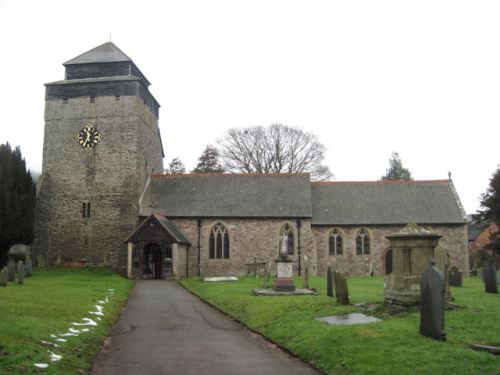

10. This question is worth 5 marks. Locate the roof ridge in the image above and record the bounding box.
[312,179,449,186]
[152,172,311,178]
[64,41,132,65]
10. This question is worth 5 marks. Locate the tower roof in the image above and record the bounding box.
[64,42,132,65]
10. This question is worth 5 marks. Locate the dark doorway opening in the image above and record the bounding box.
[385,248,393,275]
[143,243,163,279]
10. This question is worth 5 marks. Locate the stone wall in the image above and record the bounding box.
[170,218,317,277]
[33,95,163,273]
[313,224,468,276]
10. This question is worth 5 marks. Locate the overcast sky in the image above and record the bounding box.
[0,0,499,214]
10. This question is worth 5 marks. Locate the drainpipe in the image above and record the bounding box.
[197,219,202,277]
[296,219,302,276]
[186,244,190,277]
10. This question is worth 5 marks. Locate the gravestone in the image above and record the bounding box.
[302,255,311,289]
[327,266,334,297]
[483,260,498,294]
[37,254,46,267]
[25,256,33,277]
[17,261,25,285]
[420,260,446,341]
[334,272,349,305]
[434,246,452,300]
[497,269,500,285]
[476,266,483,280]
[448,266,463,287]
[264,262,271,289]
[0,267,7,286]
[7,259,15,282]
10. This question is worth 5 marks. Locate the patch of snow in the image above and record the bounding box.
[59,332,79,337]
[81,328,90,332]
[89,311,104,316]
[40,340,59,348]
[107,288,114,292]
[98,299,107,304]
[48,351,63,362]
[56,338,67,343]
[72,318,98,326]
[97,317,101,321]
[69,328,80,334]
[50,334,57,338]
[34,363,49,369]
[95,305,104,312]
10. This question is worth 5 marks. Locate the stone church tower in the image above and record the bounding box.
[33,42,163,272]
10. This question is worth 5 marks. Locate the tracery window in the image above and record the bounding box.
[279,223,294,255]
[209,223,229,259]
[356,228,370,255]
[328,229,343,255]
[82,199,91,218]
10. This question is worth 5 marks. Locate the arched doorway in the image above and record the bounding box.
[384,248,393,275]
[143,243,163,279]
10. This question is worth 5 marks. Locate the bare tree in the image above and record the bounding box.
[217,123,332,180]
[165,157,186,173]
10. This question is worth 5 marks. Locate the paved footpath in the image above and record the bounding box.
[91,280,321,375]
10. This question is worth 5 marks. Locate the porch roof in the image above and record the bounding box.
[124,214,191,244]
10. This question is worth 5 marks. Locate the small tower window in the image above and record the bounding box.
[90,96,95,103]
[115,95,121,101]
[62,98,68,104]
[82,199,91,218]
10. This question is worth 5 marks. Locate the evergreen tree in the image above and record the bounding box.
[381,152,413,180]
[0,143,36,266]
[165,157,186,173]
[192,145,224,173]
[480,166,500,262]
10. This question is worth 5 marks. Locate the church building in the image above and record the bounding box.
[33,42,468,278]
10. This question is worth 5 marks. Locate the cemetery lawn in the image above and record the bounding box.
[181,276,500,375]
[0,267,132,374]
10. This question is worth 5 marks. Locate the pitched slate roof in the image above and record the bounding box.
[64,42,131,65]
[467,220,491,241]
[311,180,466,225]
[143,173,313,218]
[124,214,191,244]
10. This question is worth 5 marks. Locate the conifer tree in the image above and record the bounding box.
[192,145,224,173]
[0,143,36,266]
[480,166,500,262]
[381,152,413,181]
[165,157,186,173]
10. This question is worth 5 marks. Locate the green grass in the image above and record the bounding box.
[0,267,133,374]
[181,276,500,375]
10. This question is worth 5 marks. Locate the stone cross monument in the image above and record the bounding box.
[273,234,296,292]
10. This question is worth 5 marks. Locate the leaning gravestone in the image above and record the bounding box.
[0,267,7,286]
[434,246,452,300]
[334,272,349,305]
[327,266,334,297]
[17,261,25,285]
[483,260,498,294]
[264,262,271,289]
[25,256,33,277]
[302,255,311,289]
[420,260,446,341]
[448,266,463,287]
[7,259,15,282]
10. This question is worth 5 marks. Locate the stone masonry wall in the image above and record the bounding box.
[170,218,317,277]
[313,224,468,276]
[33,95,163,273]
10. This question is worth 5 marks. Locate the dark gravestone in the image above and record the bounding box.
[17,261,25,285]
[0,267,7,286]
[334,272,349,305]
[25,256,33,277]
[327,266,334,297]
[448,266,463,287]
[483,260,498,294]
[7,259,15,282]
[420,261,446,341]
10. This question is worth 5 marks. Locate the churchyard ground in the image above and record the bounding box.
[181,275,500,375]
[0,268,132,374]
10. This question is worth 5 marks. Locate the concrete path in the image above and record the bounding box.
[91,280,320,375]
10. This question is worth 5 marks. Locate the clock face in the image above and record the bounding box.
[77,123,103,152]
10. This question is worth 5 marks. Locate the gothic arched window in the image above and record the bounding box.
[279,223,294,255]
[209,223,229,259]
[329,229,343,256]
[356,228,370,255]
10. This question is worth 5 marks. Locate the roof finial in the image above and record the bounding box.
[448,171,452,181]
[109,33,112,42]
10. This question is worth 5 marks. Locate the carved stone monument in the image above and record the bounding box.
[25,256,33,277]
[420,260,446,341]
[17,261,25,285]
[273,235,295,292]
[483,260,498,294]
[302,255,311,289]
[334,272,349,305]
[264,261,271,289]
[384,224,441,306]
[0,267,7,286]
[434,246,452,300]
[327,266,334,297]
